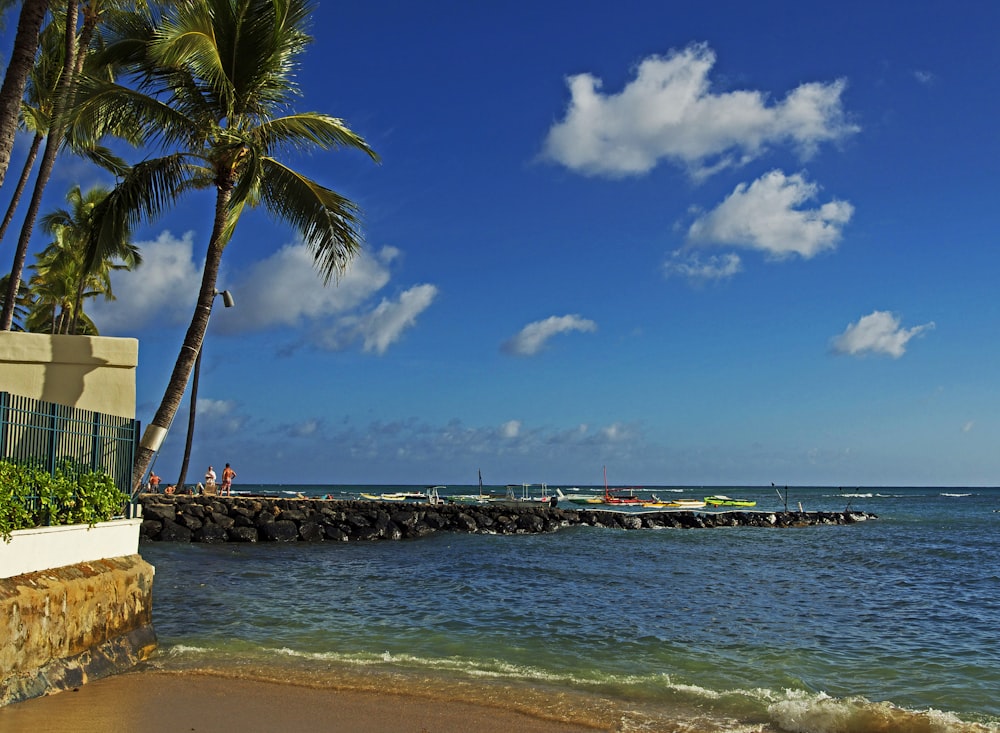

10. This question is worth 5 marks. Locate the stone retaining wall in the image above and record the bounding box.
[139,495,876,543]
[0,554,157,706]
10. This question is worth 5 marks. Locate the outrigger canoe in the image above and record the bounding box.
[643,496,707,509]
[704,495,756,507]
[556,488,604,505]
[359,491,428,502]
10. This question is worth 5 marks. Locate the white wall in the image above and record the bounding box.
[0,519,142,578]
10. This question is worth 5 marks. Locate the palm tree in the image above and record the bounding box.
[1,0,135,330]
[0,18,68,245]
[0,0,50,188]
[0,273,33,330]
[79,0,378,486]
[29,182,140,333]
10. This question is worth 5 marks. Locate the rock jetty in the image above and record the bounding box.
[138,495,877,544]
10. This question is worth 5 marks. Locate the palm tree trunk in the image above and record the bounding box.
[176,345,202,490]
[0,130,61,329]
[1,0,79,331]
[0,133,43,244]
[0,0,49,188]
[132,184,233,487]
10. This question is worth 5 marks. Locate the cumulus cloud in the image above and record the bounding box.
[687,170,854,258]
[832,310,935,358]
[316,283,438,355]
[222,244,397,332]
[91,230,202,333]
[502,314,597,356]
[663,250,742,281]
[194,398,245,433]
[98,230,436,355]
[501,420,521,438]
[542,43,858,179]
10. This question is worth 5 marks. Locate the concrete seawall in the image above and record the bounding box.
[0,555,157,706]
[139,495,876,543]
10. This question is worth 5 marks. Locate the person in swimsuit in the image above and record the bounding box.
[221,463,236,497]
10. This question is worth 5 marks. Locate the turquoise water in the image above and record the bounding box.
[142,486,1000,732]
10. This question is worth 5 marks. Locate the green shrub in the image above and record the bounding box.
[0,460,128,542]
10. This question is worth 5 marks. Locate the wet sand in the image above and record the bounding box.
[0,671,602,732]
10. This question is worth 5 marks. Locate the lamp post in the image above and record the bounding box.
[176,289,234,490]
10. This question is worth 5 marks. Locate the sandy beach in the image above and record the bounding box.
[0,671,602,732]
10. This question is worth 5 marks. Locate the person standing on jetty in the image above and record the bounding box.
[204,465,217,495]
[149,471,161,493]
[221,463,236,496]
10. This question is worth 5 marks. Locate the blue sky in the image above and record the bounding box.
[4,1,1000,487]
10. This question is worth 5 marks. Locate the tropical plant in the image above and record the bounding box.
[0,273,33,330]
[29,183,140,333]
[0,0,49,188]
[0,459,126,542]
[1,0,134,331]
[0,18,65,245]
[76,0,378,486]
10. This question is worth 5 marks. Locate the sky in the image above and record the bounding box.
[3,1,1000,487]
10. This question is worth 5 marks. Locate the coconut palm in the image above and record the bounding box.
[0,11,132,245]
[0,0,49,188]
[1,0,136,330]
[29,183,140,333]
[0,273,33,330]
[77,0,378,486]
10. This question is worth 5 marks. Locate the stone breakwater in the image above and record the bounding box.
[138,495,877,543]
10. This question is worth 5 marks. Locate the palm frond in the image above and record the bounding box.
[258,157,364,283]
[254,113,379,161]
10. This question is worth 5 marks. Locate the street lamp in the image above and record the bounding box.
[176,289,234,490]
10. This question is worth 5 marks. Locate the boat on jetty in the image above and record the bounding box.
[556,488,604,505]
[490,483,558,507]
[359,490,428,502]
[643,496,707,509]
[704,495,757,508]
[596,467,644,506]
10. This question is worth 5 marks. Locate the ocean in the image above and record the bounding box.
[141,485,1000,732]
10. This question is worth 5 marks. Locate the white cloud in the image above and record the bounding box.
[602,422,629,441]
[687,170,854,258]
[962,421,974,434]
[92,230,202,333]
[664,250,742,281]
[832,310,935,358]
[196,397,236,418]
[194,398,245,434]
[501,420,521,438]
[316,283,438,355]
[502,314,597,356]
[95,229,436,355]
[222,243,397,332]
[289,419,321,437]
[913,70,935,86]
[542,43,858,179]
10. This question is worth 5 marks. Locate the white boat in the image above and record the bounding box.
[359,490,428,502]
[556,488,604,505]
[704,495,756,508]
[644,495,706,509]
[490,483,558,507]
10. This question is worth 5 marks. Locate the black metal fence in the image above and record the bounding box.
[0,392,138,496]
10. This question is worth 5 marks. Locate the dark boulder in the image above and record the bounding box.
[142,502,177,523]
[260,520,299,542]
[298,522,324,541]
[158,519,192,542]
[227,526,259,542]
[194,523,228,543]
